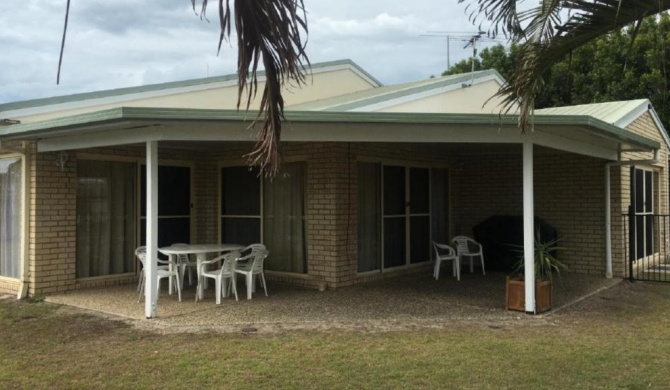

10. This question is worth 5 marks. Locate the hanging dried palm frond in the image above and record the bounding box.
[194,0,309,177]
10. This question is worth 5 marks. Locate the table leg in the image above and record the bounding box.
[168,254,175,295]
[196,253,209,300]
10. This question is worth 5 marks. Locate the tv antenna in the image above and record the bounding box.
[421,31,504,80]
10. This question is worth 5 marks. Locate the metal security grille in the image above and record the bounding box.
[623,212,670,282]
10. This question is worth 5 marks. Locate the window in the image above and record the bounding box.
[630,167,655,260]
[221,162,307,273]
[0,157,23,278]
[357,162,380,272]
[140,165,192,247]
[76,160,136,278]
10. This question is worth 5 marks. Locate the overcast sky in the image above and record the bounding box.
[0,0,503,104]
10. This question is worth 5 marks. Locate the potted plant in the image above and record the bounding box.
[505,233,568,313]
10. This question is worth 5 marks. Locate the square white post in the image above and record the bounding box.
[523,140,536,313]
[605,164,613,278]
[145,141,158,318]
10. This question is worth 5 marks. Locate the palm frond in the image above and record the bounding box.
[195,0,309,177]
[459,0,524,38]
[488,0,670,131]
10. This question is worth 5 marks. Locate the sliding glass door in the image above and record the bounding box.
[221,162,307,273]
[383,166,407,268]
[358,163,449,273]
[357,162,381,272]
[76,160,136,278]
[0,157,23,278]
[141,165,191,248]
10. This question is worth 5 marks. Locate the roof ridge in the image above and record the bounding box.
[0,59,376,112]
[298,69,504,112]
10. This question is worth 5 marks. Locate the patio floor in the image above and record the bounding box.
[45,271,621,333]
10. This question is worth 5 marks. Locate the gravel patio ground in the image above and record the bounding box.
[45,271,621,333]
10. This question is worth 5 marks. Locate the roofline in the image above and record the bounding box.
[0,59,382,113]
[613,99,670,150]
[0,106,659,151]
[323,70,503,112]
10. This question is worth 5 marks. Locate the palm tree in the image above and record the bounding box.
[461,0,670,130]
[59,0,309,177]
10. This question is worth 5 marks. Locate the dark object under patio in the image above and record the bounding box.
[472,215,558,272]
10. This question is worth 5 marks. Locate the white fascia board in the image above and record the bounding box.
[349,74,502,112]
[614,100,670,151]
[614,99,670,150]
[648,108,670,150]
[613,100,651,128]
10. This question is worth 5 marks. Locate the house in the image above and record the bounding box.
[0,59,667,317]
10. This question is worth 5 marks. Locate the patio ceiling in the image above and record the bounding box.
[0,107,659,160]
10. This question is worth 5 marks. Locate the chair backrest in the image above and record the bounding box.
[242,243,266,255]
[251,249,269,273]
[452,236,474,254]
[220,251,240,273]
[135,246,146,256]
[135,247,147,267]
[172,243,191,264]
[432,241,455,259]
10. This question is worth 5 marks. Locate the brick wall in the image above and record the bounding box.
[455,147,608,276]
[17,115,669,295]
[615,113,669,276]
[29,146,77,295]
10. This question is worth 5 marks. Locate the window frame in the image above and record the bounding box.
[218,158,309,276]
[0,152,27,282]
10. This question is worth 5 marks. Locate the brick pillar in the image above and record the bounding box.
[29,150,77,296]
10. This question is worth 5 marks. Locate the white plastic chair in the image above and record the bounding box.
[197,251,240,304]
[136,246,170,292]
[432,241,460,281]
[136,246,182,302]
[452,235,486,275]
[234,244,269,300]
[171,243,197,288]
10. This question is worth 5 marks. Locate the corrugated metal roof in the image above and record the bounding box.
[287,69,503,111]
[535,99,649,126]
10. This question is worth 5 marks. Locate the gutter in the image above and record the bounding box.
[605,149,660,278]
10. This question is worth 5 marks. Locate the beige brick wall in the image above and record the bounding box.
[28,146,77,296]
[456,147,611,277]
[17,112,670,295]
[615,113,669,276]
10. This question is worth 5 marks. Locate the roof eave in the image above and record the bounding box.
[0,107,659,152]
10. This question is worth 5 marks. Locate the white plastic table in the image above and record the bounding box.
[159,244,244,299]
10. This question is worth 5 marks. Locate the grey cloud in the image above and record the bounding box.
[1,0,487,104]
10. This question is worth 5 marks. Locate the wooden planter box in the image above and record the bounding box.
[505,276,552,313]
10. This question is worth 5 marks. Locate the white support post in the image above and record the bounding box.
[523,140,536,314]
[605,164,613,278]
[145,141,158,318]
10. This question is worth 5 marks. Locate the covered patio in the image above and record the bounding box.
[45,271,620,331]
[1,106,662,318]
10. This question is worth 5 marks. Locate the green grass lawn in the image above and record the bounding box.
[1,281,669,389]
